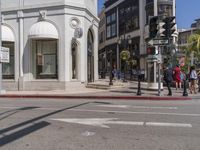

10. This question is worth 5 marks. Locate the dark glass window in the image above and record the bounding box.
[106,10,117,39]
[2,42,14,79]
[146,0,154,4]
[72,43,78,79]
[35,40,58,79]
[118,0,139,35]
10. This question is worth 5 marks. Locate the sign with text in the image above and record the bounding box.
[148,39,169,46]
[0,47,10,63]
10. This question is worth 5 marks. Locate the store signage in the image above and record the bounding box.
[0,47,9,63]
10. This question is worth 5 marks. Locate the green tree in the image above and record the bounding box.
[187,29,200,60]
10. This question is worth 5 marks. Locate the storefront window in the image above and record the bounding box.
[2,42,14,79]
[35,40,57,79]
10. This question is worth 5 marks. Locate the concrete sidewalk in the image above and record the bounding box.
[0,79,197,100]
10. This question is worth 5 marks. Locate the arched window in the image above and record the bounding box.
[87,29,94,82]
[2,25,15,79]
[71,40,78,79]
[2,42,15,79]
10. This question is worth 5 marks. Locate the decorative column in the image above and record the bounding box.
[18,10,24,90]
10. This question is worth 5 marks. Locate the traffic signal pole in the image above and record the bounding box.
[157,17,162,96]
[157,46,161,96]
[0,0,2,94]
[148,16,176,95]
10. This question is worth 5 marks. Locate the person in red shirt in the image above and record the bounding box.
[173,65,181,90]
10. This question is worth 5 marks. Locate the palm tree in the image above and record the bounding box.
[179,29,200,72]
[187,29,200,61]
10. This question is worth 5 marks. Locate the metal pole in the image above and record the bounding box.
[158,59,161,96]
[157,17,162,96]
[0,0,2,94]
[157,46,161,96]
[109,51,113,85]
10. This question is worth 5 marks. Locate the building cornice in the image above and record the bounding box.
[2,3,99,23]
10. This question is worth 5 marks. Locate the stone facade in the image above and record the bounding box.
[1,0,99,91]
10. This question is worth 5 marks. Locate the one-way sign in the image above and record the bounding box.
[148,39,169,46]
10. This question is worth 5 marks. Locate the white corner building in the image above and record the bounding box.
[1,0,99,91]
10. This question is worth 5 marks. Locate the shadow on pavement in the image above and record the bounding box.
[0,121,50,147]
[0,107,40,121]
[0,102,90,147]
[110,90,135,94]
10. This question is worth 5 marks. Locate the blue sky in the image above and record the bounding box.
[98,0,200,29]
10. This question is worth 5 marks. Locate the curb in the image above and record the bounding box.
[0,94,192,100]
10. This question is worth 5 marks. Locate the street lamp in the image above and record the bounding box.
[118,35,132,82]
[109,50,113,85]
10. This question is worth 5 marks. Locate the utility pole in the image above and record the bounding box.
[0,0,2,94]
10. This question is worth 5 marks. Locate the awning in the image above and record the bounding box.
[2,25,15,42]
[29,21,59,39]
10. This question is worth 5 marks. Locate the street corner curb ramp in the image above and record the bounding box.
[0,94,192,101]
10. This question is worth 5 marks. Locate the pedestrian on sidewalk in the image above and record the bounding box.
[189,66,198,94]
[163,66,173,96]
[180,70,186,88]
[173,65,181,90]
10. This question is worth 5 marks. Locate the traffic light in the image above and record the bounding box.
[161,16,176,37]
[147,46,158,55]
[149,16,159,39]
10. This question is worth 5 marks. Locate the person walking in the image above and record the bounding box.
[173,65,181,90]
[189,66,198,94]
[163,66,173,96]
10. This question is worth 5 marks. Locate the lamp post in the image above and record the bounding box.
[118,35,132,82]
[109,50,113,85]
[130,43,141,95]
[136,55,142,96]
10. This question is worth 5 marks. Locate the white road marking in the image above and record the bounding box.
[81,131,96,136]
[98,105,178,110]
[71,108,200,117]
[51,118,116,128]
[146,122,192,128]
[0,106,20,109]
[51,118,192,128]
[98,105,129,108]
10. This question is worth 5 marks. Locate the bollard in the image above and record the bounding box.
[183,79,188,96]
[198,78,200,92]
[137,76,142,96]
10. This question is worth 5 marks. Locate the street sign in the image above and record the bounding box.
[148,39,169,46]
[157,54,162,64]
[0,47,10,63]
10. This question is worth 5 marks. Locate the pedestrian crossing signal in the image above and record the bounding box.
[147,46,158,55]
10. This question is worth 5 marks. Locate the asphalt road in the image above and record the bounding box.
[0,98,200,150]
